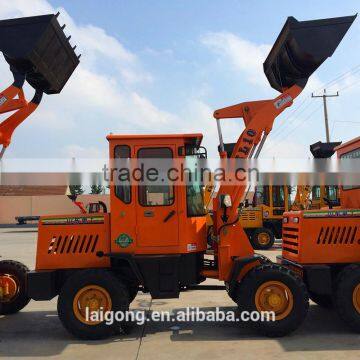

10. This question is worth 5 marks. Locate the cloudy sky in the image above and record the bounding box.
[1,0,360,159]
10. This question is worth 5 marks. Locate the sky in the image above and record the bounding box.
[1,0,360,160]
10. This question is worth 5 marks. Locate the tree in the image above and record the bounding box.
[90,185,104,194]
[69,185,85,196]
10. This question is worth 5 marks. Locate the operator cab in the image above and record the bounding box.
[106,133,208,297]
[107,133,208,254]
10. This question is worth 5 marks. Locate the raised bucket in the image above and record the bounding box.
[264,15,356,92]
[310,141,342,158]
[0,14,80,94]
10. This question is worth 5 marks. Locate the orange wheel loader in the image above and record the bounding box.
[278,136,360,331]
[2,14,356,339]
[0,13,79,314]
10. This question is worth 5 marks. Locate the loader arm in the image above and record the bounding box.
[0,72,43,158]
[211,14,356,248]
[212,84,303,233]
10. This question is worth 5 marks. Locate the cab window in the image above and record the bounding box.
[312,186,321,200]
[272,186,285,207]
[254,185,270,206]
[138,147,174,206]
[114,145,131,204]
[185,155,206,217]
[341,148,360,190]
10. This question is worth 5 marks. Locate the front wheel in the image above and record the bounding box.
[236,263,309,337]
[250,228,275,250]
[0,260,30,315]
[58,269,130,340]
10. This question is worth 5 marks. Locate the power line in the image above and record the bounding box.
[263,104,322,155]
[263,63,360,153]
[311,89,339,142]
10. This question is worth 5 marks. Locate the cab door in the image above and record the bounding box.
[135,146,179,249]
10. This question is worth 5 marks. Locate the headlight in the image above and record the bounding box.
[292,217,299,223]
[283,217,288,224]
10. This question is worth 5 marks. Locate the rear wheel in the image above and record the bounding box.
[250,228,275,250]
[58,269,130,340]
[236,263,308,337]
[335,264,360,332]
[0,260,30,315]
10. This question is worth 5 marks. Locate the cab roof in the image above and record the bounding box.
[106,133,203,147]
[335,136,360,151]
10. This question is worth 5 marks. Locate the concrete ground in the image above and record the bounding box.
[1,228,359,360]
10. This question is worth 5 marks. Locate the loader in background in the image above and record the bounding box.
[0,13,79,314]
[241,141,342,249]
[278,136,360,331]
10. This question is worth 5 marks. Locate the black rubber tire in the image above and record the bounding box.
[250,228,275,250]
[236,263,309,337]
[309,291,333,308]
[334,264,360,332]
[0,260,30,315]
[57,269,130,340]
[225,281,237,303]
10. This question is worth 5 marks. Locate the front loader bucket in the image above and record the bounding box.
[0,14,79,94]
[264,15,356,92]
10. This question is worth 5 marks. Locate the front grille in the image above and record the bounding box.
[282,226,299,254]
[240,211,258,221]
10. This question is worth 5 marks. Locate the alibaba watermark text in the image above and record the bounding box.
[85,307,275,326]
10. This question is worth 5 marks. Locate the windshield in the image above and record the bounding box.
[185,156,206,217]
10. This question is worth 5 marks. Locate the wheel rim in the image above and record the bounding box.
[73,285,112,325]
[352,283,360,314]
[0,274,19,303]
[255,281,294,320]
[258,232,271,246]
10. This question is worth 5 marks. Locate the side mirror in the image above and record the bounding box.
[220,194,232,208]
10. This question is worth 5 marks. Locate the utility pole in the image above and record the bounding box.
[311,89,339,142]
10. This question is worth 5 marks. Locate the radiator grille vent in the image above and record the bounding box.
[47,234,99,254]
[317,226,358,245]
[240,211,258,221]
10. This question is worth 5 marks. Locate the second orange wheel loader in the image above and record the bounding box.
[278,136,360,331]
[2,14,356,339]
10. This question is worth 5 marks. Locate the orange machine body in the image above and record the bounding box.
[36,213,111,270]
[35,84,303,283]
[36,134,207,272]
